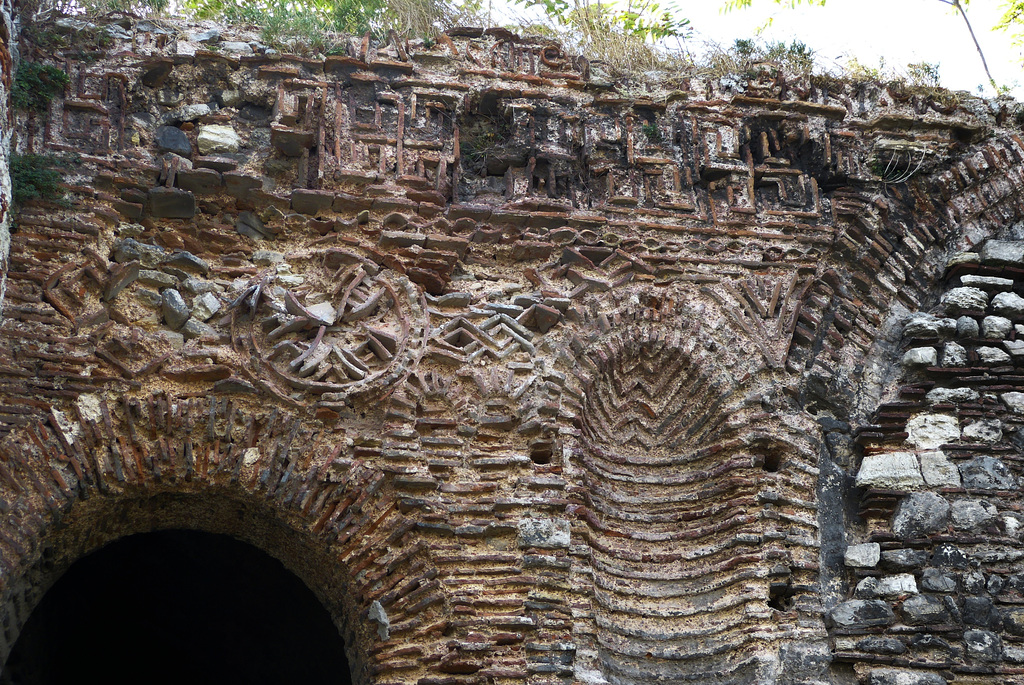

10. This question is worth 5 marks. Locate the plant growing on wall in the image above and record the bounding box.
[11,62,69,113]
[18,0,167,20]
[182,0,463,42]
[10,153,76,208]
[511,0,689,44]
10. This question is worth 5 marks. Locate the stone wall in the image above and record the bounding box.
[0,0,14,315]
[0,14,1022,685]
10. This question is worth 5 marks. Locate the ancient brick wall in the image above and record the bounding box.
[0,15,1022,685]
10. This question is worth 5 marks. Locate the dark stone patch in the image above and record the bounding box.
[901,594,957,625]
[148,187,196,219]
[828,599,895,628]
[155,125,192,157]
[959,456,1017,490]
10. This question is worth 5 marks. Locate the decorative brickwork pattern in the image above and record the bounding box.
[0,16,1022,684]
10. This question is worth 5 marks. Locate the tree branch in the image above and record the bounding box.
[939,0,997,89]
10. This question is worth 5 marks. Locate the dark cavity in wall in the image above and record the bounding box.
[3,530,352,685]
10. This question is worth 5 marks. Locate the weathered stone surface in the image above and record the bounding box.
[931,543,970,569]
[828,600,895,628]
[979,239,1024,265]
[517,518,570,549]
[845,543,880,568]
[157,329,185,350]
[236,211,270,240]
[252,250,284,265]
[163,103,212,125]
[964,629,1002,661]
[992,291,1024,317]
[191,292,221,322]
[104,261,140,301]
[925,387,977,404]
[962,419,1002,444]
[881,548,929,570]
[176,168,221,194]
[305,302,336,326]
[920,568,956,593]
[164,251,209,275]
[856,638,906,655]
[903,314,955,339]
[182,318,218,341]
[956,315,979,337]
[964,597,1002,629]
[959,456,1017,490]
[138,269,178,288]
[197,125,241,154]
[1005,608,1024,636]
[113,238,166,267]
[189,28,220,42]
[978,346,1012,364]
[855,574,917,599]
[155,125,192,157]
[181,277,217,295]
[950,499,996,530]
[919,451,961,488]
[135,289,162,308]
[148,187,196,219]
[982,315,1013,338]
[961,274,1014,289]
[1001,391,1024,414]
[221,40,252,54]
[856,452,924,489]
[901,594,954,625]
[892,492,949,538]
[161,289,190,330]
[1005,338,1024,357]
[867,670,946,685]
[941,286,989,311]
[368,600,389,641]
[905,414,959,449]
[778,643,831,681]
[902,347,937,368]
[941,341,968,366]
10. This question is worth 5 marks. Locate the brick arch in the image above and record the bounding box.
[786,131,1024,422]
[0,397,452,683]
[558,320,823,684]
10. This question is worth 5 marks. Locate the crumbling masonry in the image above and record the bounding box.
[0,11,1022,685]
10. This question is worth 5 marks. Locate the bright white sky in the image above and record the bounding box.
[678,0,1022,98]
[494,0,1023,98]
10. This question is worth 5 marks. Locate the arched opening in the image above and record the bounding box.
[3,530,352,685]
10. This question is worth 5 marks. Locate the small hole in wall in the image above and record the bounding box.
[762,451,782,472]
[530,442,553,465]
[768,581,796,611]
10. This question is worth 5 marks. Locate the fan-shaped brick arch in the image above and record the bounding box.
[560,322,824,683]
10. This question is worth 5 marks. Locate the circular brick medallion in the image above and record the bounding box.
[236,249,428,404]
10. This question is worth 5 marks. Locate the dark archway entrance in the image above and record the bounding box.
[3,530,352,685]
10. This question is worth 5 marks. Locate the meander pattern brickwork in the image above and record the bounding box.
[0,15,1022,685]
